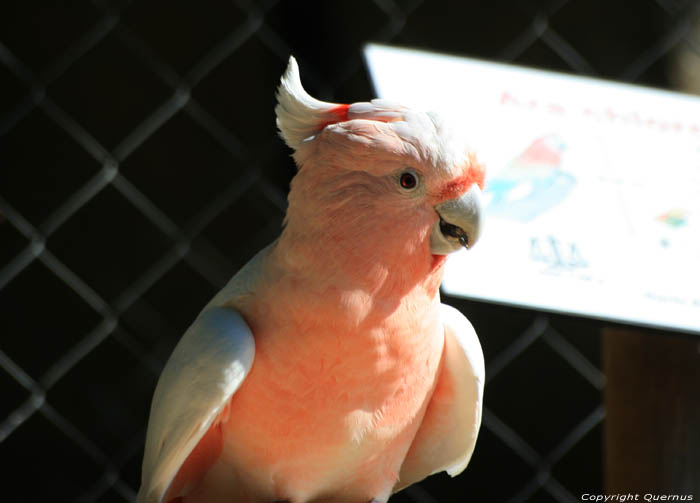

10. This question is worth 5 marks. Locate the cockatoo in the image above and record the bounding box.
[137,56,485,503]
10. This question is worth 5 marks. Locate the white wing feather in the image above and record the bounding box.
[396,303,484,490]
[440,303,485,476]
[137,245,273,503]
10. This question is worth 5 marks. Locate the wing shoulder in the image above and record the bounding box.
[138,306,255,503]
[206,242,274,308]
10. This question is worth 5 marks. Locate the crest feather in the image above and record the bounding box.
[275,57,347,150]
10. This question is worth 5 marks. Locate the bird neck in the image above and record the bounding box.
[274,211,445,303]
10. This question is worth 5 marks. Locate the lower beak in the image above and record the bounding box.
[430,184,484,255]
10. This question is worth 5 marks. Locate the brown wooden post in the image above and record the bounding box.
[603,328,700,494]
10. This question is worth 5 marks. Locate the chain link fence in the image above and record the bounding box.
[1,0,699,501]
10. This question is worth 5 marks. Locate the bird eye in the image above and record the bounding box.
[399,171,418,190]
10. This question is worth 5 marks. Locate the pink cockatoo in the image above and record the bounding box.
[137,56,486,503]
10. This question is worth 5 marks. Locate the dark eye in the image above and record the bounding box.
[399,171,418,190]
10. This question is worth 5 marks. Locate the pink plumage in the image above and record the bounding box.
[138,56,486,503]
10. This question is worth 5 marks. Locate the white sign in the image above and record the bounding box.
[364,44,700,334]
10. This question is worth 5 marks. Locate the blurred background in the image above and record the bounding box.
[1,1,700,502]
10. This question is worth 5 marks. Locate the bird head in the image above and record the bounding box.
[275,57,485,278]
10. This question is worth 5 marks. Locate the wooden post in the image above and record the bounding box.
[603,328,700,494]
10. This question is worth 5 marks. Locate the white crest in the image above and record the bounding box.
[275,57,340,150]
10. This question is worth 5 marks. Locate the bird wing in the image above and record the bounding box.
[396,303,485,490]
[137,245,273,503]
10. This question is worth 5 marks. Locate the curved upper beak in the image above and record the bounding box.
[430,184,484,255]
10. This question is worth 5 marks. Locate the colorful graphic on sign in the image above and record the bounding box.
[487,135,575,222]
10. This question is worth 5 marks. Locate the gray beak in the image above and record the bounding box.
[430,184,484,255]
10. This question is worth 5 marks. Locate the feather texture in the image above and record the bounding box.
[275,57,345,151]
[138,56,485,503]
[138,308,255,503]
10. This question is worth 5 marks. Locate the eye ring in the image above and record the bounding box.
[399,170,418,190]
